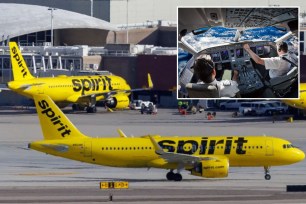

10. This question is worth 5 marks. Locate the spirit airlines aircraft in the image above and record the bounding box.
[29,94,305,181]
[6,42,153,113]
[283,83,306,113]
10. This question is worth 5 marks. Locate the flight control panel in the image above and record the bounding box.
[204,41,274,95]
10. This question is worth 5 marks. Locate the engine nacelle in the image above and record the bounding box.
[191,158,229,178]
[106,95,130,109]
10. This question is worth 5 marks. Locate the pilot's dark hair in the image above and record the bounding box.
[193,56,215,83]
[277,42,288,53]
[179,29,188,37]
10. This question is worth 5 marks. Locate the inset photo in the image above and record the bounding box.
[178,7,299,99]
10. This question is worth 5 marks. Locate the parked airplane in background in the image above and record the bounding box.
[5,42,153,113]
[283,83,306,114]
[29,94,305,181]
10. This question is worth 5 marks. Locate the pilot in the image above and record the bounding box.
[193,55,240,98]
[243,42,296,79]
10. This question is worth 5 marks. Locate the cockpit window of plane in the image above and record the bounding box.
[240,26,288,41]
[182,27,237,52]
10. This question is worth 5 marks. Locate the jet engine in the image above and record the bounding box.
[190,158,229,178]
[106,95,130,109]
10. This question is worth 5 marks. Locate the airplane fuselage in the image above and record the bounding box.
[8,75,131,103]
[29,136,305,170]
[283,83,306,110]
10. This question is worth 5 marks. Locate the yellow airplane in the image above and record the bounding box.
[283,83,306,111]
[29,94,305,181]
[6,42,153,113]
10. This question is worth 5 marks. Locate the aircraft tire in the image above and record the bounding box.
[86,106,97,113]
[174,173,182,181]
[265,174,271,180]
[72,104,77,111]
[166,171,175,180]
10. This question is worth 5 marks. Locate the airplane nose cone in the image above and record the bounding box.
[298,149,305,161]
[126,83,131,90]
[293,149,305,163]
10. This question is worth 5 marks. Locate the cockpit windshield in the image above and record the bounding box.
[283,144,295,149]
[182,27,237,53]
[181,26,297,53]
[240,26,288,41]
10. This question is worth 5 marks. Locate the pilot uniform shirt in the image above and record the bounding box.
[199,79,239,98]
[263,53,291,79]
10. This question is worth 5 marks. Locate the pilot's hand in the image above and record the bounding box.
[232,70,239,82]
[233,70,239,77]
[243,44,250,50]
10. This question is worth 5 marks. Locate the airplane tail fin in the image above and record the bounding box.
[33,94,88,140]
[9,42,34,81]
[148,73,153,89]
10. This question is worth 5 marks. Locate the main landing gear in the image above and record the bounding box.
[86,106,97,113]
[264,166,271,180]
[72,104,97,113]
[87,95,97,113]
[166,170,183,181]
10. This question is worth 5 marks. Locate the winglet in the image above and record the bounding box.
[117,129,127,138]
[148,73,153,89]
[148,135,164,155]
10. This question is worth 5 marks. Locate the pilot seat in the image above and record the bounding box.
[265,66,298,97]
[186,83,219,98]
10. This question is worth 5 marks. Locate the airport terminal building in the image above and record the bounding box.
[0,3,177,107]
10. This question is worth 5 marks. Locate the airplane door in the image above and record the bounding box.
[84,141,92,157]
[265,140,274,156]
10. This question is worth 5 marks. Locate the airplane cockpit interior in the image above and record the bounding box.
[178,8,299,99]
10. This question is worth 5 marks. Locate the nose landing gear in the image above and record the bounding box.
[264,166,271,180]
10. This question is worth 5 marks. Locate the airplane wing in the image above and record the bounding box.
[2,83,45,91]
[66,94,81,103]
[0,87,10,92]
[148,135,220,165]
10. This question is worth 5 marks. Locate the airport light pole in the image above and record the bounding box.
[90,0,93,17]
[126,0,129,44]
[48,7,56,46]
